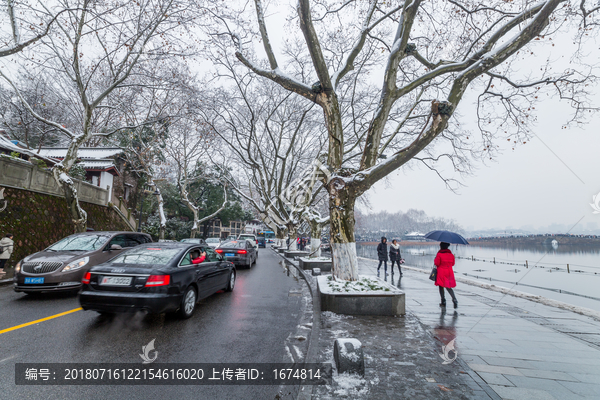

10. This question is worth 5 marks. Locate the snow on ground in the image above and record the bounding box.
[332,372,369,397]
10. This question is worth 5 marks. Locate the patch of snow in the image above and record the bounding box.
[318,275,401,295]
[333,372,369,398]
[299,256,332,262]
[330,329,347,336]
[337,338,362,362]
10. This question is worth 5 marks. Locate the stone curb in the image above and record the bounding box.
[272,247,321,400]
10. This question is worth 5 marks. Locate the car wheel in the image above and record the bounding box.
[225,271,236,292]
[178,286,197,319]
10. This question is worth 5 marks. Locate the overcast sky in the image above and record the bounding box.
[359,49,600,234]
[360,105,600,233]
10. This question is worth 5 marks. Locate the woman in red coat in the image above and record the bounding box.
[434,242,458,308]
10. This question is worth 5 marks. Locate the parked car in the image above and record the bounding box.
[180,238,207,245]
[79,243,235,319]
[216,240,257,268]
[205,238,221,248]
[13,232,152,294]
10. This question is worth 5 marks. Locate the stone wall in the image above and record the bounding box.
[0,156,109,206]
[0,186,132,268]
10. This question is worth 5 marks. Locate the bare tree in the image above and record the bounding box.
[217,0,599,280]
[0,0,197,232]
[163,104,230,239]
[0,0,63,58]
[199,50,326,248]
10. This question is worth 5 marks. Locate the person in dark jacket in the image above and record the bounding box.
[389,239,402,276]
[434,242,458,308]
[377,237,388,276]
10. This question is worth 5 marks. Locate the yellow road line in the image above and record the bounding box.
[0,307,82,335]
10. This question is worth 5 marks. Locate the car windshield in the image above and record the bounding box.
[239,235,254,239]
[47,235,110,251]
[220,241,246,248]
[110,248,183,265]
[206,238,220,243]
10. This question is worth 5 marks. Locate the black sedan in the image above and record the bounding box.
[215,240,257,268]
[79,243,235,319]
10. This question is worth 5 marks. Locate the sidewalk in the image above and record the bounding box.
[309,257,600,399]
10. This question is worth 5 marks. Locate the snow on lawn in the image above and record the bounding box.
[299,256,332,262]
[318,275,401,294]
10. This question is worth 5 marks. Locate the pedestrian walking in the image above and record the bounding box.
[389,239,403,276]
[434,242,458,308]
[377,236,388,277]
[0,233,14,276]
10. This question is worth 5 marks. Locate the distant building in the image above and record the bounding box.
[207,219,246,239]
[244,219,264,234]
[37,147,123,202]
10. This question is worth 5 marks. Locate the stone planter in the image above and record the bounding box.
[277,248,287,254]
[317,275,405,316]
[299,257,332,272]
[284,250,309,258]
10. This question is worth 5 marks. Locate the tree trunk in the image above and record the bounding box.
[190,208,199,238]
[52,164,87,233]
[328,180,358,281]
[287,224,298,250]
[156,188,166,240]
[275,227,286,247]
[309,219,322,258]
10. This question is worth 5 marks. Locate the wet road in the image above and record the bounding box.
[0,248,303,399]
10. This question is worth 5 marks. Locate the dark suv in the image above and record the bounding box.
[13,231,152,294]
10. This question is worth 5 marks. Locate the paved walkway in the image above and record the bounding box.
[309,256,600,399]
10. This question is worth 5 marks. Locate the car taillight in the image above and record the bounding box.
[145,275,171,287]
[256,240,258,244]
[237,250,247,254]
[82,272,91,284]
[215,249,223,254]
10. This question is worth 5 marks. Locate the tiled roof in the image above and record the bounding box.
[38,147,124,159]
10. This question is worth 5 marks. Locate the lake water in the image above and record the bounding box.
[356,243,600,312]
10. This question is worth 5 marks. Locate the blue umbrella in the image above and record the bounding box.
[424,230,469,245]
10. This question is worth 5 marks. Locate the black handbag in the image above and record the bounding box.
[429,267,437,281]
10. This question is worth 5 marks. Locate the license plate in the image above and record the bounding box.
[225,253,235,257]
[100,276,132,286]
[24,277,44,284]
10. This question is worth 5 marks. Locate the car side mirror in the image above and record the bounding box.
[218,254,223,261]
[110,244,122,251]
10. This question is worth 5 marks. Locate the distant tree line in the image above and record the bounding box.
[355,209,462,238]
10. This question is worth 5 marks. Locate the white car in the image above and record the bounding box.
[205,237,221,248]
[238,234,258,252]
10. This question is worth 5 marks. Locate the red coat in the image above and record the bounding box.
[192,255,206,264]
[434,249,456,288]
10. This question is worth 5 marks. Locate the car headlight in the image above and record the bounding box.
[62,257,90,272]
[15,260,22,274]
